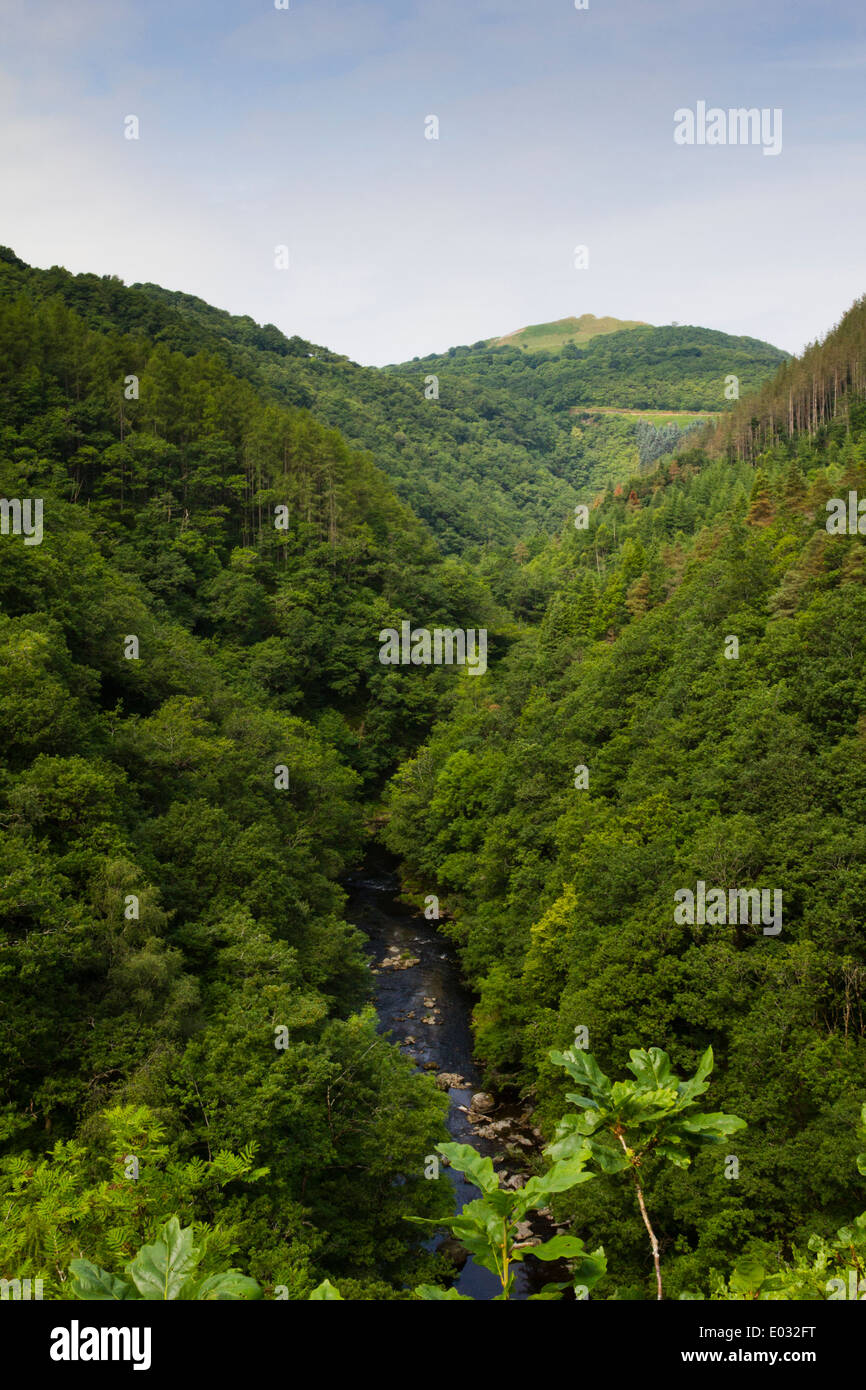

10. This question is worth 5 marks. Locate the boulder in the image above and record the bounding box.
[435,1072,468,1091]
[467,1092,496,1122]
[379,954,420,971]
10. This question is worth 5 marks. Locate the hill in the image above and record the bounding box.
[0,248,786,556]
[488,313,648,353]
[397,322,787,413]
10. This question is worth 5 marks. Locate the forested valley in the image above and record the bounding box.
[2,247,866,1303]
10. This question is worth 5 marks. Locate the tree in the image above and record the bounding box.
[547,1046,745,1299]
[706,1102,866,1301]
[625,572,651,619]
[746,469,774,526]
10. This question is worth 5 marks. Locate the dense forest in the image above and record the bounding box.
[0,256,496,1298]
[385,298,866,1297]
[2,249,866,1303]
[0,248,784,556]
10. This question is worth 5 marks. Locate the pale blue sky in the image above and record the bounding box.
[1,0,864,364]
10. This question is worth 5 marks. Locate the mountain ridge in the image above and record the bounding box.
[0,247,787,555]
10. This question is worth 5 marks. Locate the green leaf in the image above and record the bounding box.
[655,1140,692,1169]
[677,1045,714,1103]
[627,1047,673,1091]
[527,1281,570,1300]
[678,1111,747,1141]
[308,1279,344,1300]
[414,1284,473,1300]
[518,1154,594,1213]
[563,1092,605,1116]
[436,1205,505,1278]
[194,1270,262,1300]
[68,1260,132,1301]
[529,1234,593,1262]
[437,1142,500,1195]
[584,1136,631,1173]
[546,1115,595,1161]
[127,1217,198,1300]
[549,1048,611,1103]
[729,1255,767,1295]
[572,1245,607,1291]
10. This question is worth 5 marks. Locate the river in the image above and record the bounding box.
[346,856,552,1300]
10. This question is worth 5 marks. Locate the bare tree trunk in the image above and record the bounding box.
[617,1130,663,1299]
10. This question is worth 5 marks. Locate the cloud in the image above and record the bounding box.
[0,0,864,363]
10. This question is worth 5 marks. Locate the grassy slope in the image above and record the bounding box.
[489,313,649,353]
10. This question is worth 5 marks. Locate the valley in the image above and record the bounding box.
[1,247,866,1305]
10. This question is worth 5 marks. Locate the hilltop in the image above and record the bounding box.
[487,313,648,353]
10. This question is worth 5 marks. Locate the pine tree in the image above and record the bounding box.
[625,571,651,619]
[746,469,774,526]
[781,459,807,509]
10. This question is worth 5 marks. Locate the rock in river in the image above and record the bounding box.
[470,1091,495,1112]
[467,1091,496,1123]
[435,1071,469,1091]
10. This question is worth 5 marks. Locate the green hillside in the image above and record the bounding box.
[0,249,785,556]
[385,295,866,1297]
[489,313,648,353]
[0,270,508,1296]
[398,322,787,413]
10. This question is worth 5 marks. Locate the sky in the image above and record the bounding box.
[0,0,864,365]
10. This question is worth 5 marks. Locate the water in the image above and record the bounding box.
[345,859,555,1300]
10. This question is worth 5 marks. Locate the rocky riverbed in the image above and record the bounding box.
[345,858,568,1300]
